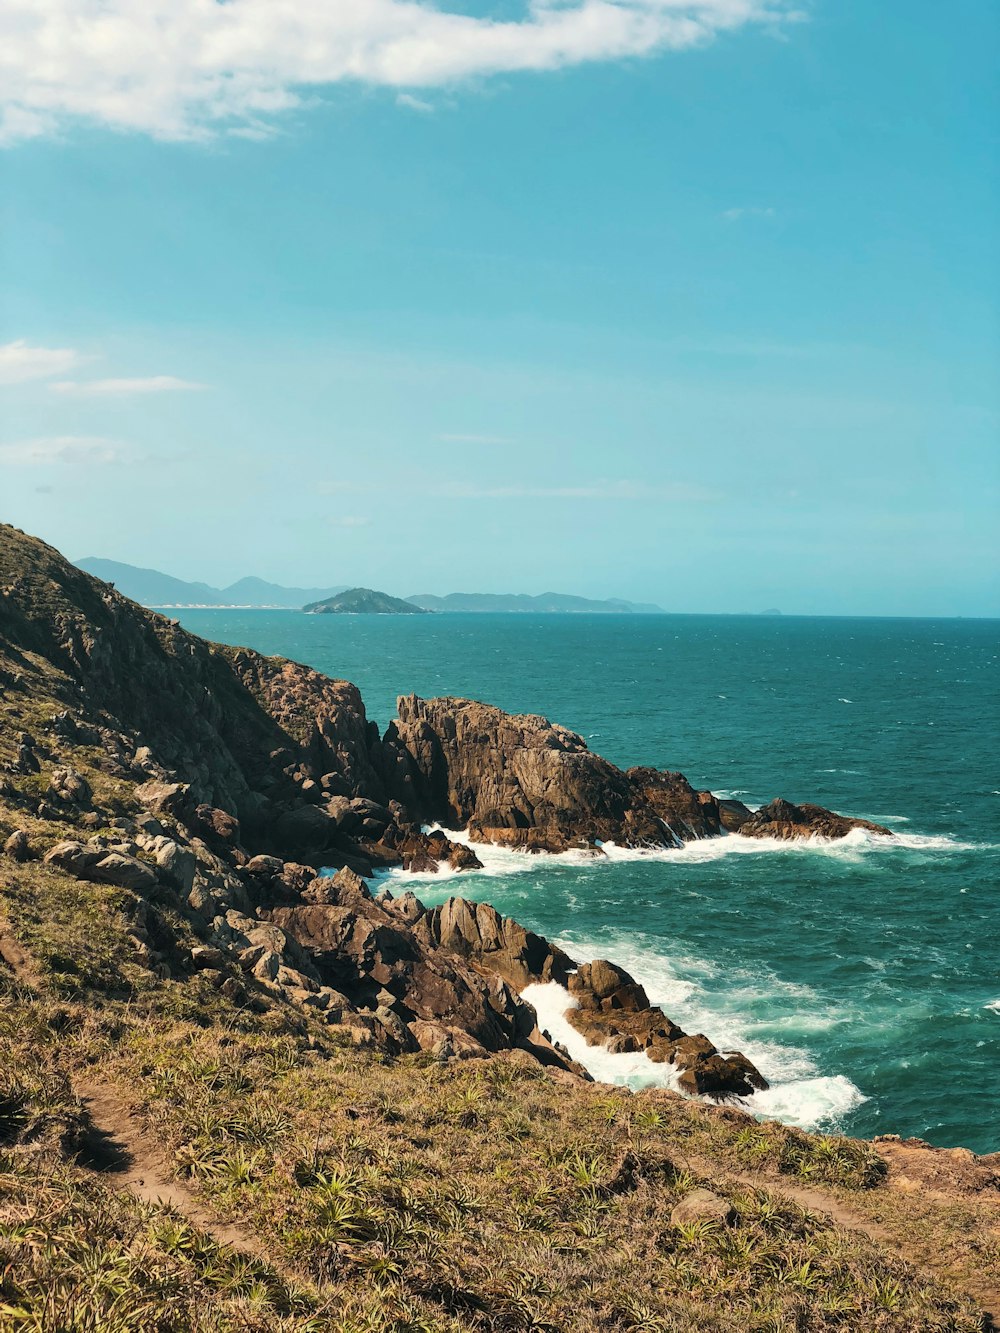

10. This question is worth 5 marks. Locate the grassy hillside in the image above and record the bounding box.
[0,524,997,1332]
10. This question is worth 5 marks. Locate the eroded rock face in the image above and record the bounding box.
[386,695,672,852]
[625,769,722,844]
[415,896,574,990]
[265,894,551,1061]
[384,695,887,854]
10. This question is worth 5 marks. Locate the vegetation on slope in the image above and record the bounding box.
[0,523,998,1332]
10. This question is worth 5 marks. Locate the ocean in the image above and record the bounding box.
[171,610,999,1153]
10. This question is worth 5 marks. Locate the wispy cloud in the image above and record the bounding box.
[0,339,85,385]
[722,206,777,222]
[50,375,205,396]
[0,1,798,144]
[443,479,720,502]
[396,93,434,114]
[0,435,124,465]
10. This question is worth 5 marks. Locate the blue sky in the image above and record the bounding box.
[1,0,997,615]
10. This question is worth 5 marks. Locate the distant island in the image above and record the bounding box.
[406,592,664,614]
[305,588,429,615]
[74,558,663,614]
[76,558,347,609]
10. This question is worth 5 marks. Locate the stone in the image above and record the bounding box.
[91,852,159,892]
[190,945,226,970]
[47,766,92,807]
[246,854,284,877]
[3,830,31,862]
[135,781,191,817]
[670,1190,735,1228]
[192,805,241,845]
[219,976,248,1004]
[155,840,196,895]
[739,798,893,842]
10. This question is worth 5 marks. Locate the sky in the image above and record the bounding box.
[1,0,998,616]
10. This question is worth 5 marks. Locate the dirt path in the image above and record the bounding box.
[75,1078,268,1257]
[1,922,268,1261]
[681,1150,999,1328]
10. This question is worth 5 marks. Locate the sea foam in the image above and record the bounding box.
[374,823,984,887]
[520,979,866,1132]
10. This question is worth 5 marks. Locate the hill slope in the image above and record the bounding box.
[76,557,347,608]
[1,523,997,1331]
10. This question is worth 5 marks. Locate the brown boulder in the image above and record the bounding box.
[671,1189,735,1228]
[625,769,722,842]
[3,830,31,862]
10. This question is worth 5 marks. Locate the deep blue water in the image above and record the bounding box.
[172,610,999,1152]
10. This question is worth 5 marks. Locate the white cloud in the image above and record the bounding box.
[0,1,798,144]
[50,375,205,396]
[0,435,123,465]
[0,339,84,384]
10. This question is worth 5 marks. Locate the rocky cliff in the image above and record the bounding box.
[385,694,892,853]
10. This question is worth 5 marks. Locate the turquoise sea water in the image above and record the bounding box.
[172,610,999,1152]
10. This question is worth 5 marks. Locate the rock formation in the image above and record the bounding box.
[385,694,891,853]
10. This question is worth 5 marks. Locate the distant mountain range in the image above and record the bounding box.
[305,588,429,615]
[406,592,664,614]
[75,558,664,614]
[75,559,348,609]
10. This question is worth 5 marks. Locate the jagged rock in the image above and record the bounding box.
[44,840,158,891]
[671,1189,735,1227]
[417,897,573,990]
[272,804,337,859]
[265,897,554,1061]
[408,1019,488,1060]
[47,766,92,807]
[386,695,659,852]
[192,804,241,845]
[3,829,31,861]
[739,798,892,841]
[92,851,159,892]
[246,854,284,877]
[136,781,191,817]
[565,960,767,1100]
[718,798,753,832]
[625,769,721,843]
[152,839,196,895]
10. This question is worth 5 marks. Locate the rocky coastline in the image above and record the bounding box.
[1,523,888,1102]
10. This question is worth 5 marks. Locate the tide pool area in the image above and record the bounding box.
[173,609,1000,1151]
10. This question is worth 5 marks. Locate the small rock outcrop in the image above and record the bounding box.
[733,798,892,841]
[565,960,768,1098]
[671,1189,736,1227]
